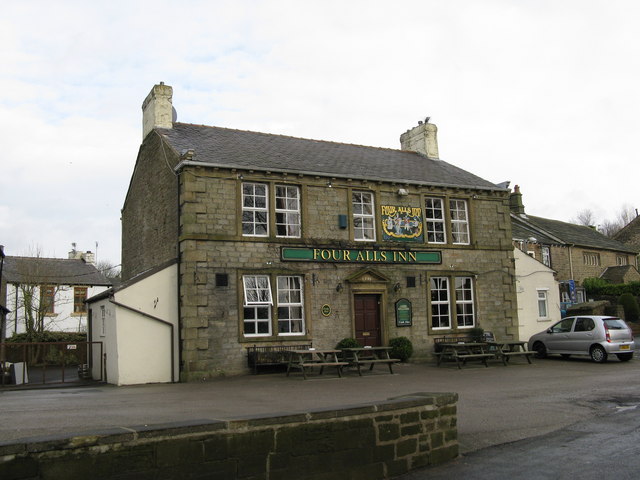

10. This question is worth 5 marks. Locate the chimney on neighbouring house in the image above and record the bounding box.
[68,246,96,265]
[142,82,174,140]
[509,185,526,214]
[400,118,439,159]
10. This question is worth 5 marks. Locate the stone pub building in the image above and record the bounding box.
[117,83,517,381]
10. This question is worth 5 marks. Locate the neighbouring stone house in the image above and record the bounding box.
[102,82,519,381]
[2,250,111,335]
[510,186,639,306]
[614,213,640,265]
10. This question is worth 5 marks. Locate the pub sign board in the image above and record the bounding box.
[281,247,441,265]
[395,298,412,327]
[381,205,424,243]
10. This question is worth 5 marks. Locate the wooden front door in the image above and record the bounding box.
[354,294,382,347]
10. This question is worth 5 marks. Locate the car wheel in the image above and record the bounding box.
[616,353,633,362]
[561,354,571,359]
[590,345,608,363]
[532,342,547,359]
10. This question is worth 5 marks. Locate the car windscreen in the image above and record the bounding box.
[603,318,627,330]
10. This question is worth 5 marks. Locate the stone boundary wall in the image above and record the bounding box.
[0,393,458,480]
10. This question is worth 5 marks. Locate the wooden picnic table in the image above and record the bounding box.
[435,342,494,369]
[286,349,348,380]
[487,340,535,365]
[340,346,400,376]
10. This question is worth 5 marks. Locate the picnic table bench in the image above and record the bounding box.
[487,341,535,365]
[435,342,495,369]
[247,344,312,374]
[286,349,348,380]
[340,347,400,376]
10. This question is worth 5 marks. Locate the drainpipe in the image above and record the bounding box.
[568,244,575,281]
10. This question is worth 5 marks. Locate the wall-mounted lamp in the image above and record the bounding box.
[238,173,244,180]
[336,282,344,293]
[397,188,409,196]
[327,180,333,188]
[393,282,401,292]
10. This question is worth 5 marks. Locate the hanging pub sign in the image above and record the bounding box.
[395,298,412,327]
[381,205,424,242]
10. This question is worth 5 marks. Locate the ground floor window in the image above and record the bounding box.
[430,277,451,329]
[455,277,475,328]
[242,274,305,337]
[429,275,476,331]
[537,289,549,318]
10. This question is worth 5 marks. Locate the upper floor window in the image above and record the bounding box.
[40,285,56,315]
[617,255,628,266]
[242,183,268,236]
[352,191,376,241]
[450,199,470,245]
[275,185,301,238]
[583,252,600,266]
[425,198,446,243]
[74,287,88,314]
[424,197,470,245]
[541,246,551,267]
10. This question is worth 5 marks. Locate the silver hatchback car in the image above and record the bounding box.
[528,315,634,363]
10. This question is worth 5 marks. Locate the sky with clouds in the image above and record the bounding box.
[1,0,638,266]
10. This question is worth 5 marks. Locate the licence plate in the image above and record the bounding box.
[620,345,630,350]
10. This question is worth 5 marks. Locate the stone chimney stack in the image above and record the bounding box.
[509,185,525,215]
[400,118,439,159]
[142,82,173,140]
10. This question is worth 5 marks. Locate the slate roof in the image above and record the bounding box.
[511,214,638,254]
[3,257,112,286]
[158,123,503,191]
[511,215,560,245]
[600,265,640,284]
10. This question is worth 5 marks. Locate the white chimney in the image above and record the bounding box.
[142,82,173,140]
[400,119,439,159]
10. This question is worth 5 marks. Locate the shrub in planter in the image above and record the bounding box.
[335,337,361,350]
[618,293,640,323]
[389,336,413,362]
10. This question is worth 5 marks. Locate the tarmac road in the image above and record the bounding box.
[399,400,640,479]
[2,354,640,459]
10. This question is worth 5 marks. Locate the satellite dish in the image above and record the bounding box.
[172,107,178,122]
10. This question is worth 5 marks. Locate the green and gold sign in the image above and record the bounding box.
[281,247,441,264]
[381,205,424,242]
[395,299,412,327]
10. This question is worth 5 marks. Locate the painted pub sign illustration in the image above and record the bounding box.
[381,205,424,242]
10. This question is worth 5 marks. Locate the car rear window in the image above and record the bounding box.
[603,318,627,330]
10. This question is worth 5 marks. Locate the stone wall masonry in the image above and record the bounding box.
[0,393,458,480]
[121,134,180,281]
[178,238,518,378]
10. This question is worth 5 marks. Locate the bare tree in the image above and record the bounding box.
[96,260,121,282]
[571,209,596,226]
